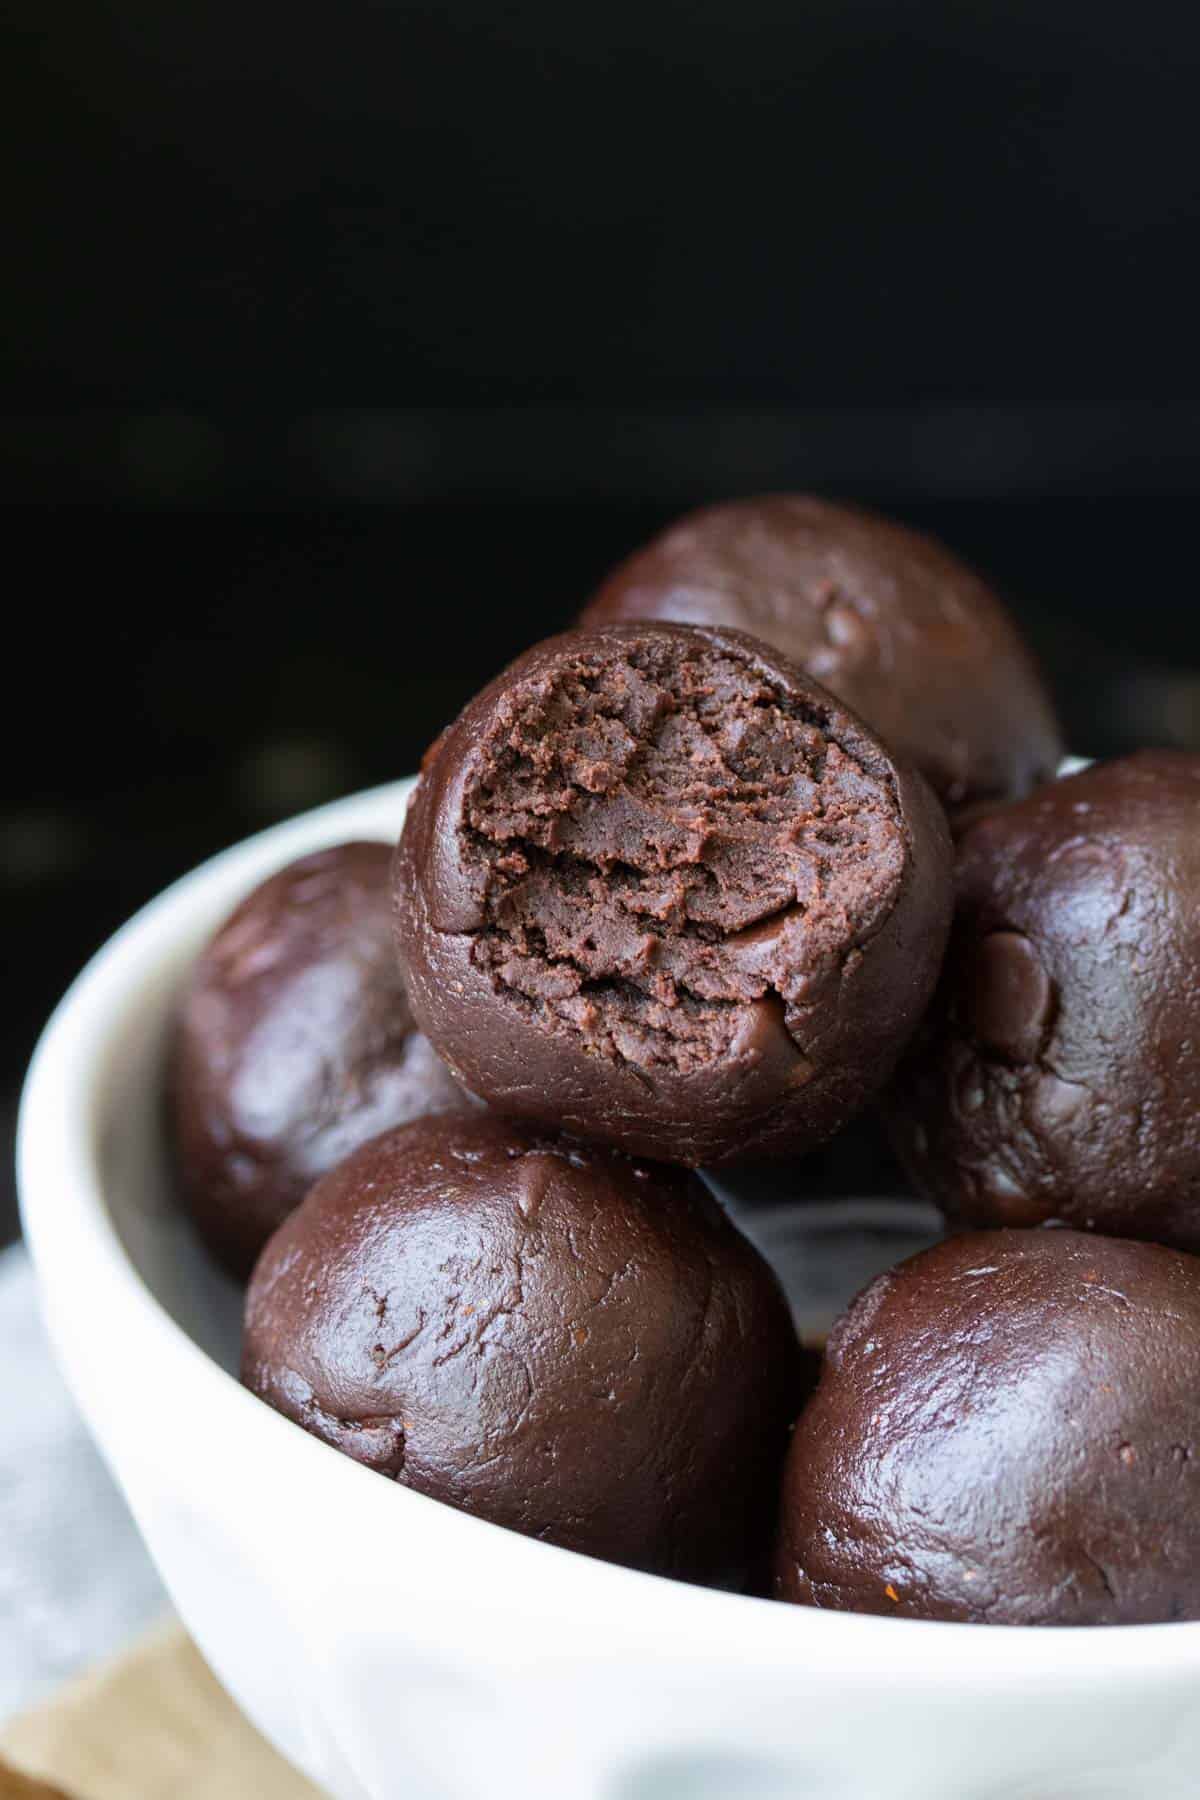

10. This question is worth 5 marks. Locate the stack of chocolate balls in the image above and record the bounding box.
[170,496,1200,1625]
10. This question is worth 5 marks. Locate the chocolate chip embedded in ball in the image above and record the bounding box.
[242,1112,803,1587]
[394,623,953,1167]
[170,841,475,1278]
[775,1228,1200,1625]
[886,752,1200,1251]
[962,928,1055,1064]
[581,495,1063,815]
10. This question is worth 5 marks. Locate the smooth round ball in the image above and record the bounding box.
[775,1228,1200,1625]
[582,495,1063,815]
[887,752,1200,1251]
[170,841,473,1277]
[394,623,953,1166]
[242,1112,803,1586]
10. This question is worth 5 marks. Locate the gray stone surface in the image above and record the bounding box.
[0,1244,166,1722]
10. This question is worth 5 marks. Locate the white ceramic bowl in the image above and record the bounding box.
[18,778,1200,1800]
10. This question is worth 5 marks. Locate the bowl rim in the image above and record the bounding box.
[18,774,1200,1684]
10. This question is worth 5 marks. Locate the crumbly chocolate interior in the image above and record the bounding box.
[464,636,906,1073]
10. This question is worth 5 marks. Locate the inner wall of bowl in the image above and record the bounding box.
[96,941,244,1373]
[91,779,942,1374]
[716,1188,941,1338]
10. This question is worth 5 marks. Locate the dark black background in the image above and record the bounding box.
[5,0,1200,1240]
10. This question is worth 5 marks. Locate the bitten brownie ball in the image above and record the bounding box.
[170,841,473,1277]
[775,1228,1200,1625]
[394,623,953,1166]
[581,495,1063,815]
[887,752,1200,1252]
[242,1112,803,1586]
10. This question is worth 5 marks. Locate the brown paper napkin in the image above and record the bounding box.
[0,1763,72,1798]
[1,1623,322,1800]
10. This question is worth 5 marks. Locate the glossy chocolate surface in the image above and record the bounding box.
[776,1227,1200,1625]
[887,752,1200,1250]
[243,1111,803,1586]
[582,495,1063,814]
[170,841,472,1277]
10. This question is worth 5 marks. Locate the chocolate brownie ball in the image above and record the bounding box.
[887,752,1200,1251]
[242,1112,803,1586]
[394,623,953,1167]
[775,1228,1200,1625]
[170,841,473,1277]
[582,495,1063,815]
